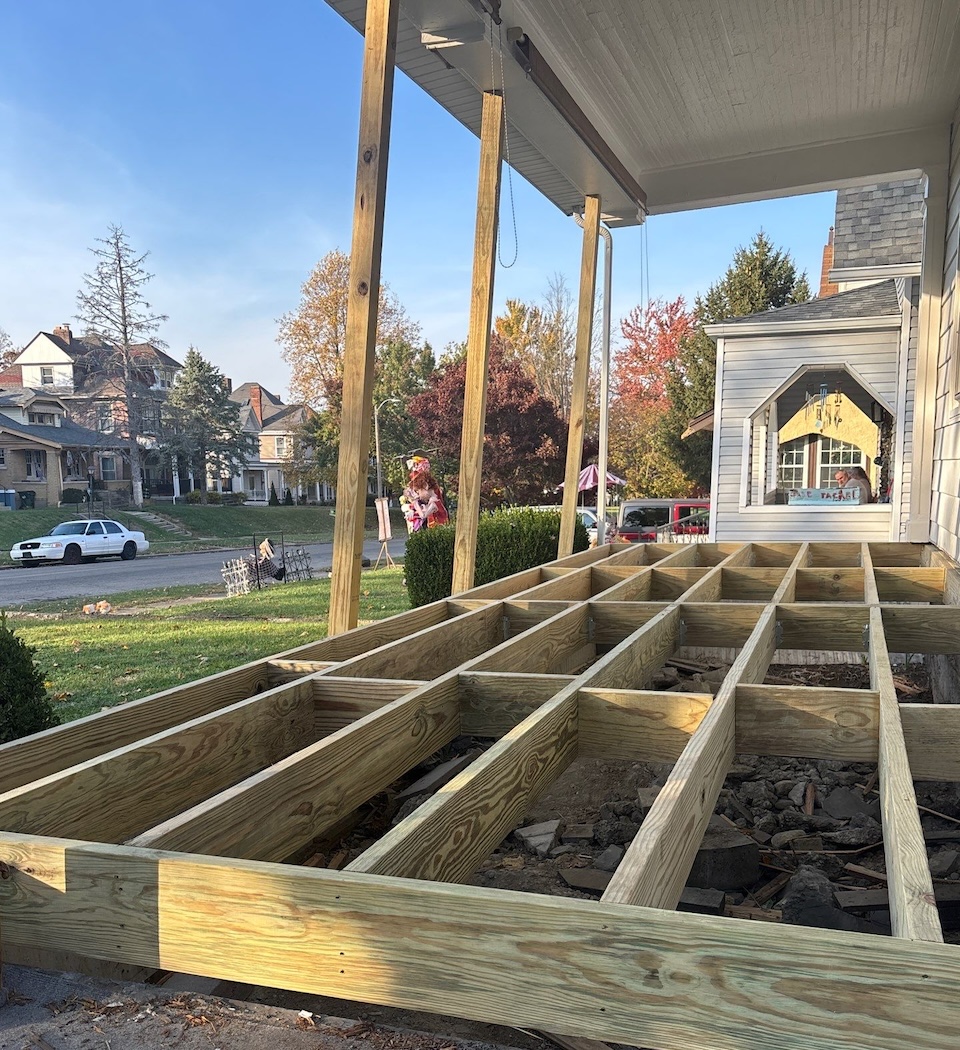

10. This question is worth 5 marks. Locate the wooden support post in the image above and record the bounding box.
[558,195,601,557]
[328,0,400,636]
[868,606,943,942]
[451,91,505,594]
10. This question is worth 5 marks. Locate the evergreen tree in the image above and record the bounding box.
[661,232,812,490]
[0,613,57,743]
[268,482,280,506]
[160,348,256,504]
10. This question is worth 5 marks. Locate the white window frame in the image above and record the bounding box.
[100,455,118,481]
[0,447,6,468]
[40,366,54,385]
[275,435,289,458]
[97,403,115,432]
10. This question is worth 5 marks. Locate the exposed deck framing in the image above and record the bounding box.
[2,540,960,1050]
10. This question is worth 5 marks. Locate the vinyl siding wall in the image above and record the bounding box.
[931,102,960,561]
[713,328,901,543]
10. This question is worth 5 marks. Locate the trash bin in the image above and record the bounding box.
[18,490,35,509]
[1,489,15,510]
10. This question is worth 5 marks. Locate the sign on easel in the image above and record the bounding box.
[374,497,395,568]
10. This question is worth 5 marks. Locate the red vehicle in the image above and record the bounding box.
[614,499,710,542]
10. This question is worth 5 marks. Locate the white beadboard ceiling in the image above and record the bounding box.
[324,1,960,224]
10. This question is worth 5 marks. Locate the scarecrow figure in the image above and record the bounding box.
[401,456,449,533]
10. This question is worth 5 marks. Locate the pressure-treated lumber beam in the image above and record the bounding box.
[874,567,945,603]
[736,684,878,761]
[650,567,712,601]
[469,605,592,675]
[602,604,777,909]
[868,605,942,942]
[880,604,960,653]
[720,567,787,601]
[328,603,504,680]
[347,686,578,881]
[795,568,865,602]
[675,542,753,603]
[510,566,594,602]
[861,542,880,604]
[349,601,682,880]
[558,194,601,557]
[776,603,869,651]
[503,600,576,635]
[589,601,670,643]
[578,689,712,761]
[451,91,505,594]
[129,675,461,860]
[329,0,400,635]
[313,678,426,735]
[458,672,573,737]
[0,661,273,794]
[769,543,810,603]
[3,841,959,1050]
[901,705,960,781]
[0,680,316,842]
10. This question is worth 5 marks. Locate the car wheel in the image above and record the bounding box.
[63,544,82,565]
[121,541,137,561]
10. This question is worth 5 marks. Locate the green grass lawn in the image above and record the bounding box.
[10,568,410,722]
[0,503,408,561]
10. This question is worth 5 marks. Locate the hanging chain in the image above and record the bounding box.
[489,18,519,268]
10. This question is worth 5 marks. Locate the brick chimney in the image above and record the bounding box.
[819,227,839,298]
[53,323,72,345]
[249,384,263,425]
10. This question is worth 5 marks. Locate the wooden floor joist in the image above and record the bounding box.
[2,539,959,1050]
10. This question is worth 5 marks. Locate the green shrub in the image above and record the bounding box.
[0,613,58,743]
[404,508,588,607]
[60,488,88,504]
[283,488,294,506]
[268,483,280,506]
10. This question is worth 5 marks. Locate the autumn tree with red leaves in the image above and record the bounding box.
[610,296,698,498]
[408,339,566,506]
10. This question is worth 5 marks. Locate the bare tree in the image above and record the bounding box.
[0,327,17,371]
[76,226,168,507]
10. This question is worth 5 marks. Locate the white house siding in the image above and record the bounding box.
[932,103,960,561]
[18,336,74,391]
[713,328,901,543]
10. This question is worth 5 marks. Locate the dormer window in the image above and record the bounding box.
[29,411,58,425]
[40,367,54,385]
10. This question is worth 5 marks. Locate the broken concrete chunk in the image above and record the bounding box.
[636,786,660,815]
[929,849,960,878]
[561,823,595,844]
[781,865,887,935]
[595,845,625,872]
[771,829,808,850]
[823,814,882,848]
[688,815,760,889]
[514,820,562,857]
[821,786,881,821]
[677,886,726,914]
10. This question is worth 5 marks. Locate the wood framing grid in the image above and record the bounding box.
[2,540,960,1050]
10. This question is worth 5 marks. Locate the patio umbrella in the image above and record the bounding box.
[558,464,626,492]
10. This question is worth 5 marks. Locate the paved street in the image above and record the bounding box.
[0,538,406,606]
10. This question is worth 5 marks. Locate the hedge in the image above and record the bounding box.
[404,507,589,608]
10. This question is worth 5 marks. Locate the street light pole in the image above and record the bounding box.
[373,398,402,500]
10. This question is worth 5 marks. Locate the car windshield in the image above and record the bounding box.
[622,508,670,528]
[49,523,88,536]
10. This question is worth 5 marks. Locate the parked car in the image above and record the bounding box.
[10,519,150,566]
[614,499,710,542]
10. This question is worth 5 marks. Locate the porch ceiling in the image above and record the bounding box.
[325,0,960,222]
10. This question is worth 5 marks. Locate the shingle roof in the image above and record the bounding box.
[716,279,901,327]
[42,332,181,369]
[832,178,925,269]
[0,412,115,447]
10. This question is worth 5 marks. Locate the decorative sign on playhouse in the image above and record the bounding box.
[787,487,863,505]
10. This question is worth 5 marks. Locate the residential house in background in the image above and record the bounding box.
[705,178,925,542]
[0,387,116,508]
[12,324,182,499]
[228,382,328,503]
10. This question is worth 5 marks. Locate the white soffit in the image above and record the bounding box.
[324,1,960,222]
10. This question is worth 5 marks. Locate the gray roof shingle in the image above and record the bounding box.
[716,279,901,327]
[832,178,925,269]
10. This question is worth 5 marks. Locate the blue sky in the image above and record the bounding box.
[1,0,836,399]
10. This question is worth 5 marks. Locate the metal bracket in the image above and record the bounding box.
[678,619,687,648]
[862,623,871,651]
[503,615,511,641]
[775,620,784,649]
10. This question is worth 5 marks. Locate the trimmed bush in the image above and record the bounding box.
[0,613,58,743]
[283,488,294,506]
[405,507,588,607]
[268,483,280,506]
[60,488,88,504]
